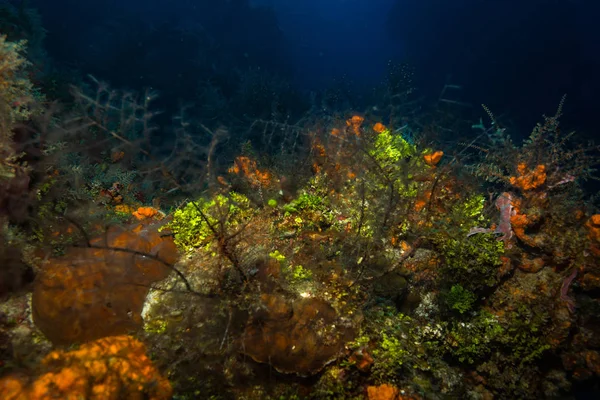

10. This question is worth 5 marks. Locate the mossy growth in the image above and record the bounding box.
[282,189,334,231]
[453,194,487,229]
[375,332,408,370]
[364,128,421,200]
[369,128,417,168]
[441,302,550,367]
[347,306,430,382]
[441,194,488,235]
[268,250,313,284]
[311,366,357,400]
[498,305,552,365]
[444,311,504,364]
[287,264,313,283]
[438,232,504,292]
[430,194,504,290]
[144,318,168,335]
[283,192,327,215]
[268,249,286,263]
[162,192,253,253]
[445,284,476,314]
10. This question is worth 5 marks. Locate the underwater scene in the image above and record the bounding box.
[1,0,600,399]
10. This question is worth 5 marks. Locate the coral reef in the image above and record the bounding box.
[1,18,599,399]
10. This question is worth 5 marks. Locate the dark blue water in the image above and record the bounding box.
[31,0,600,139]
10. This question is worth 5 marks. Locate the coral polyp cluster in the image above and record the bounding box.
[0,335,172,399]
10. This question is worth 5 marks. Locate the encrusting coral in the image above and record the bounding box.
[0,335,172,399]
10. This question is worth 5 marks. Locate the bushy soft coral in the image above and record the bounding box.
[163,192,253,252]
[0,35,39,123]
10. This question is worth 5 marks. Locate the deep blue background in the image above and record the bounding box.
[28,0,600,138]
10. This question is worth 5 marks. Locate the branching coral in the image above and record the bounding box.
[0,34,39,180]
[470,97,597,194]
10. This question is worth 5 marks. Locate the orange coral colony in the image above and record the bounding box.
[228,156,273,187]
[132,206,161,220]
[346,115,364,136]
[586,214,600,256]
[509,162,546,191]
[0,335,172,400]
[373,122,387,133]
[367,383,419,400]
[423,151,443,166]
